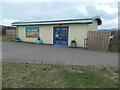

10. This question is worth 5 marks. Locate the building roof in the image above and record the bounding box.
[12,16,102,26]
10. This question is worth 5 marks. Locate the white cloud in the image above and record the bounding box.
[97,0,119,4]
[96,5,118,14]
[0,0,91,2]
[99,17,118,29]
[1,2,118,29]
[1,0,119,3]
[113,18,118,23]
[77,7,88,17]
[1,19,19,26]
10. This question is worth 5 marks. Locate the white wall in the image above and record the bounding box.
[17,20,98,47]
[17,25,53,44]
[40,25,53,44]
[68,20,98,47]
[68,24,89,47]
[88,20,98,31]
[18,26,37,43]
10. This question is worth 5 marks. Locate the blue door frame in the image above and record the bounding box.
[53,26,69,46]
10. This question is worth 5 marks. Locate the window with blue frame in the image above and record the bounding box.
[26,27,39,38]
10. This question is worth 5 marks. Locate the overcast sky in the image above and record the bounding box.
[0,0,118,29]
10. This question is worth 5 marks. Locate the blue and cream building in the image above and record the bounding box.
[12,16,102,47]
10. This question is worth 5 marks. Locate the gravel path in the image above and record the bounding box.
[2,42,118,66]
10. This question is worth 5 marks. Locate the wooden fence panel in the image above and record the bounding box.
[6,30,16,40]
[87,31,111,51]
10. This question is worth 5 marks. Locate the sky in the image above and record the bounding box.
[0,0,119,29]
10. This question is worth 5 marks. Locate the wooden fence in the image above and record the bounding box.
[87,31,111,51]
[4,30,16,41]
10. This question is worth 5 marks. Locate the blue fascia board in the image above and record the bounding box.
[12,20,92,26]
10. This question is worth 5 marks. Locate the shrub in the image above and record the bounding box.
[37,37,41,40]
[16,38,20,40]
[109,31,120,53]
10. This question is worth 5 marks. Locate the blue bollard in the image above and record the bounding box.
[36,40,43,44]
[15,39,21,42]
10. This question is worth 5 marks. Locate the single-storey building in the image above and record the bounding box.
[12,16,102,47]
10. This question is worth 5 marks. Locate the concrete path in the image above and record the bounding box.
[2,42,118,66]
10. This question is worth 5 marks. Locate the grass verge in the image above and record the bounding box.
[2,62,118,88]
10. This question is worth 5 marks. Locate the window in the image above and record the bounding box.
[26,27,39,38]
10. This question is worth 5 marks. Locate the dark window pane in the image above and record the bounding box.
[56,38,60,44]
[62,28,67,37]
[62,38,67,44]
[55,28,60,37]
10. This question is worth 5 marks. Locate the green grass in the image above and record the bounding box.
[2,62,118,88]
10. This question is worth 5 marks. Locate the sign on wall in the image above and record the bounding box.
[26,27,39,38]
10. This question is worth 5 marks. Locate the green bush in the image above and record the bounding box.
[16,38,21,40]
[109,31,120,53]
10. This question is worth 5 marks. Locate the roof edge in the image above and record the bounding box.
[12,16,102,26]
[92,16,102,25]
